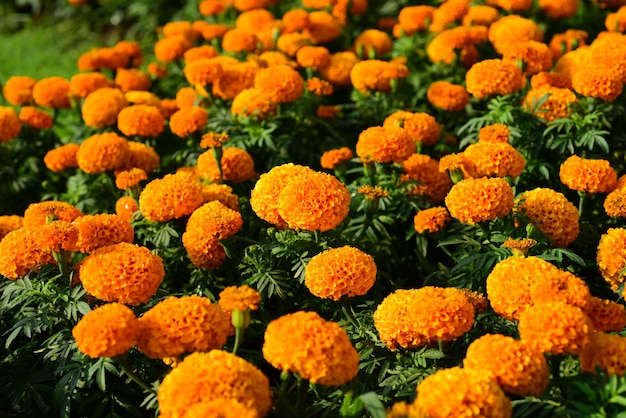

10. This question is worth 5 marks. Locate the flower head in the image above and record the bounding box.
[196,147,256,184]
[81,87,128,128]
[350,59,409,93]
[0,107,22,143]
[319,51,359,87]
[529,270,590,310]
[297,46,332,71]
[466,59,525,99]
[0,215,23,240]
[169,106,209,138]
[23,201,83,227]
[584,296,626,333]
[397,5,435,35]
[427,81,470,112]
[122,141,161,174]
[117,104,164,138]
[183,58,224,87]
[524,86,577,122]
[0,226,55,279]
[488,15,543,54]
[139,172,204,223]
[186,200,243,240]
[572,68,623,102]
[77,132,130,174]
[580,332,626,376]
[154,35,193,63]
[479,124,511,143]
[183,399,260,418]
[356,126,415,163]
[2,76,36,105]
[254,65,304,103]
[32,76,71,109]
[321,147,353,170]
[201,183,239,210]
[353,29,393,57]
[445,177,514,224]
[540,0,578,19]
[401,154,452,203]
[414,207,451,234]
[19,106,53,130]
[559,155,618,194]
[73,214,134,254]
[231,88,277,119]
[115,196,139,223]
[502,41,553,76]
[114,68,151,92]
[263,311,360,385]
[597,227,626,291]
[604,187,626,217]
[182,233,227,269]
[115,168,147,191]
[462,142,526,178]
[218,285,261,313]
[403,113,441,146]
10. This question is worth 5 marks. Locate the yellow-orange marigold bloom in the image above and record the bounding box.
[183,232,227,269]
[201,23,230,40]
[77,132,130,174]
[605,187,626,217]
[502,41,553,76]
[114,68,151,92]
[580,332,626,376]
[429,0,471,32]
[515,188,579,247]
[233,0,269,11]
[81,87,128,128]
[306,77,334,95]
[465,59,525,99]
[73,214,134,254]
[218,285,261,314]
[201,183,239,210]
[277,170,351,231]
[139,172,204,223]
[488,15,543,54]
[32,76,71,109]
[186,200,243,240]
[464,334,549,397]
[319,51,359,87]
[276,33,309,57]
[0,226,55,279]
[0,215,23,241]
[114,40,143,67]
[573,68,623,102]
[234,8,274,31]
[584,296,626,333]
[120,141,160,174]
[72,303,139,358]
[529,269,590,309]
[401,154,452,203]
[157,350,272,418]
[462,5,499,26]
[3,76,36,105]
[606,7,626,32]
[397,5,435,36]
[79,242,164,305]
[559,155,618,194]
[154,35,193,63]
[296,46,331,70]
[212,61,258,100]
[539,0,578,19]
[445,177,514,224]
[137,295,229,358]
[282,9,309,33]
[518,301,592,355]
[479,124,511,143]
[356,126,415,163]
[305,246,376,300]
[19,106,53,130]
[169,106,209,138]
[198,0,228,16]
[486,0,532,11]
[254,65,304,103]
[462,141,526,178]
[147,62,168,78]
[183,45,219,64]
[549,30,588,61]
[115,168,147,190]
[597,227,626,291]
[524,86,577,122]
[222,29,260,54]
[320,147,353,169]
[350,59,409,93]
[373,287,475,350]
[353,29,393,57]
[231,88,276,119]
[117,104,164,138]
[530,71,572,89]
[0,106,22,142]
[426,81,469,112]
[426,26,477,66]
[196,147,255,184]
[183,58,224,86]
[175,87,200,109]
[34,220,78,254]
[263,311,359,385]
[115,196,139,223]
[316,105,341,119]
[23,201,83,227]
[413,207,451,234]
[183,399,259,418]
[303,11,341,45]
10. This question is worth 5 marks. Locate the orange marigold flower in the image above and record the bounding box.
[34,220,78,254]
[219,285,261,314]
[114,40,143,67]
[254,65,304,103]
[231,88,277,119]
[358,185,388,200]
[426,26,477,66]
[119,141,160,174]
[303,11,341,45]
[524,86,577,122]
[23,201,83,227]
[414,207,451,234]
[559,155,618,194]
[539,0,578,18]
[79,242,164,305]
[597,227,626,291]
[2,75,36,105]
[397,5,435,36]
[429,0,471,32]
[196,147,255,184]
[350,59,409,93]
[115,196,139,223]
[201,183,239,210]
[502,41,553,76]
[464,334,549,397]
[353,29,393,57]
[515,188,579,247]
[306,77,334,96]
[530,71,572,89]
[126,89,163,108]
[584,296,626,332]
[72,303,139,358]
[77,132,129,174]
[296,46,331,70]
[157,350,272,418]
[169,106,209,138]
[73,213,134,254]
[316,104,341,118]
[305,246,376,300]
[175,87,201,109]
[282,9,309,33]
[183,45,219,64]
[529,269,590,309]
[212,61,258,100]
[183,232,227,269]
[114,68,151,92]
[183,57,224,86]
[147,62,168,78]
[186,200,243,240]
[81,87,128,128]
[356,126,415,163]
[605,187,626,217]
[502,238,537,256]
[200,131,230,149]
[606,6,626,31]
[277,170,351,231]
[276,33,309,57]
[465,59,525,99]
[201,23,230,41]
[0,226,55,279]
[137,295,229,358]
[478,123,511,143]
[488,15,543,54]
[117,104,164,138]
[199,0,229,16]
[426,81,469,112]
[19,106,53,130]
[580,332,626,377]
[373,287,475,350]
[319,51,359,87]
[462,5,499,26]
[445,177,514,224]
[32,76,71,109]
[0,106,22,142]
[485,0,532,11]
[139,171,204,223]
[518,301,592,355]
[460,289,488,314]
[263,311,359,385]
[554,48,589,79]
[183,399,260,418]
[222,28,260,54]
[320,147,353,169]
[401,154,452,203]
[0,215,23,240]
[572,67,623,102]
[549,30,588,61]
[462,141,526,178]
[154,35,193,63]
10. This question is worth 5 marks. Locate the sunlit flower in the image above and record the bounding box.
[353,29,393,57]
[77,132,130,174]
[32,76,71,109]
[116,104,164,138]
[306,77,334,96]
[183,45,219,64]
[465,59,525,99]
[73,214,134,254]
[597,227,626,292]
[2,75,36,105]
[263,311,360,385]
[529,269,590,309]
[413,207,451,234]
[169,106,209,138]
[254,65,304,103]
[0,215,23,241]
[19,106,53,130]
[196,147,255,184]
[397,5,435,36]
[321,147,353,170]
[186,200,243,241]
[462,5,499,26]
[0,226,55,279]
[23,201,83,227]
[231,88,277,119]
[559,155,618,194]
[0,106,22,142]
[81,87,128,128]
[296,46,331,70]
[401,154,452,203]
[115,196,139,223]
[429,0,471,33]
[530,71,572,90]
[72,303,139,358]
[502,40,553,76]
[154,35,193,63]
[524,86,578,122]
[183,57,224,86]
[462,142,526,178]
[212,62,258,100]
[580,332,626,377]
[584,296,626,333]
[605,187,626,217]
[488,15,543,54]
[139,172,204,223]
[183,233,227,269]
[426,81,469,112]
[478,124,511,143]
[183,399,260,418]
[572,68,623,102]
[114,68,151,92]
[201,183,239,210]
[120,141,160,174]
[445,177,514,224]
[549,30,588,61]
[218,285,261,315]
[222,28,260,54]
[319,51,359,87]
[350,59,409,93]
[403,113,441,146]
[356,126,415,163]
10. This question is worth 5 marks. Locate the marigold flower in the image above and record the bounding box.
[580,332,626,377]
[158,350,272,418]
[515,188,579,247]
[529,269,590,309]
[445,177,514,224]
[319,51,359,87]
[426,81,469,112]
[183,45,219,64]
[253,65,304,103]
[524,86,577,122]
[429,0,471,32]
[488,15,543,54]
[73,214,134,254]
[201,23,230,40]
[32,76,71,109]
[114,197,138,223]
[22,201,82,227]
[18,106,52,130]
[120,141,160,174]
[196,147,255,184]
[397,5,435,35]
[33,220,78,255]
[72,303,139,358]
[353,29,393,57]
[139,172,204,223]
[155,35,193,63]
[263,311,359,385]
[426,26,477,66]
[572,67,623,102]
[175,87,200,109]
[79,242,164,305]
[306,77,334,96]
[222,28,260,54]
[373,287,475,350]
[186,200,243,241]
[0,215,23,240]
[0,226,55,279]
[296,46,331,70]
[316,105,341,119]
[502,41,553,76]
[201,183,239,210]
[212,61,258,100]
[462,141,526,179]
[350,59,409,93]
[320,147,353,169]
[358,185,388,200]
[169,106,209,138]
[356,126,415,163]
[401,154,452,203]
[538,0,578,18]
[464,334,549,397]
[76,132,129,174]
[218,285,261,314]
[137,295,229,358]
[530,72,572,90]
[502,238,537,257]
[549,30,588,61]
[303,11,341,44]
[519,301,592,355]
[305,246,376,300]
[114,40,143,67]
[183,399,260,418]
[114,68,151,92]
[584,296,626,332]
[606,6,626,32]
[462,5,499,26]
[0,107,22,142]
[605,187,626,217]
[183,58,224,87]
[478,124,511,143]
[82,87,128,128]
[117,104,164,138]
[183,232,227,269]
[413,207,451,234]
[231,88,277,119]
[2,76,36,105]
[465,59,525,99]
[560,155,618,194]
[597,228,626,291]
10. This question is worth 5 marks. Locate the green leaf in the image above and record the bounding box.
[358,392,386,418]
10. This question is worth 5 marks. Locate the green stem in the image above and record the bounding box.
[578,191,586,219]
[340,298,360,332]
[295,376,310,411]
[232,326,243,355]
[212,146,224,183]
[116,359,153,392]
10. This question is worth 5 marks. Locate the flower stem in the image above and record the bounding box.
[115,357,153,392]
[232,326,243,355]
[340,298,360,332]
[578,191,586,219]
